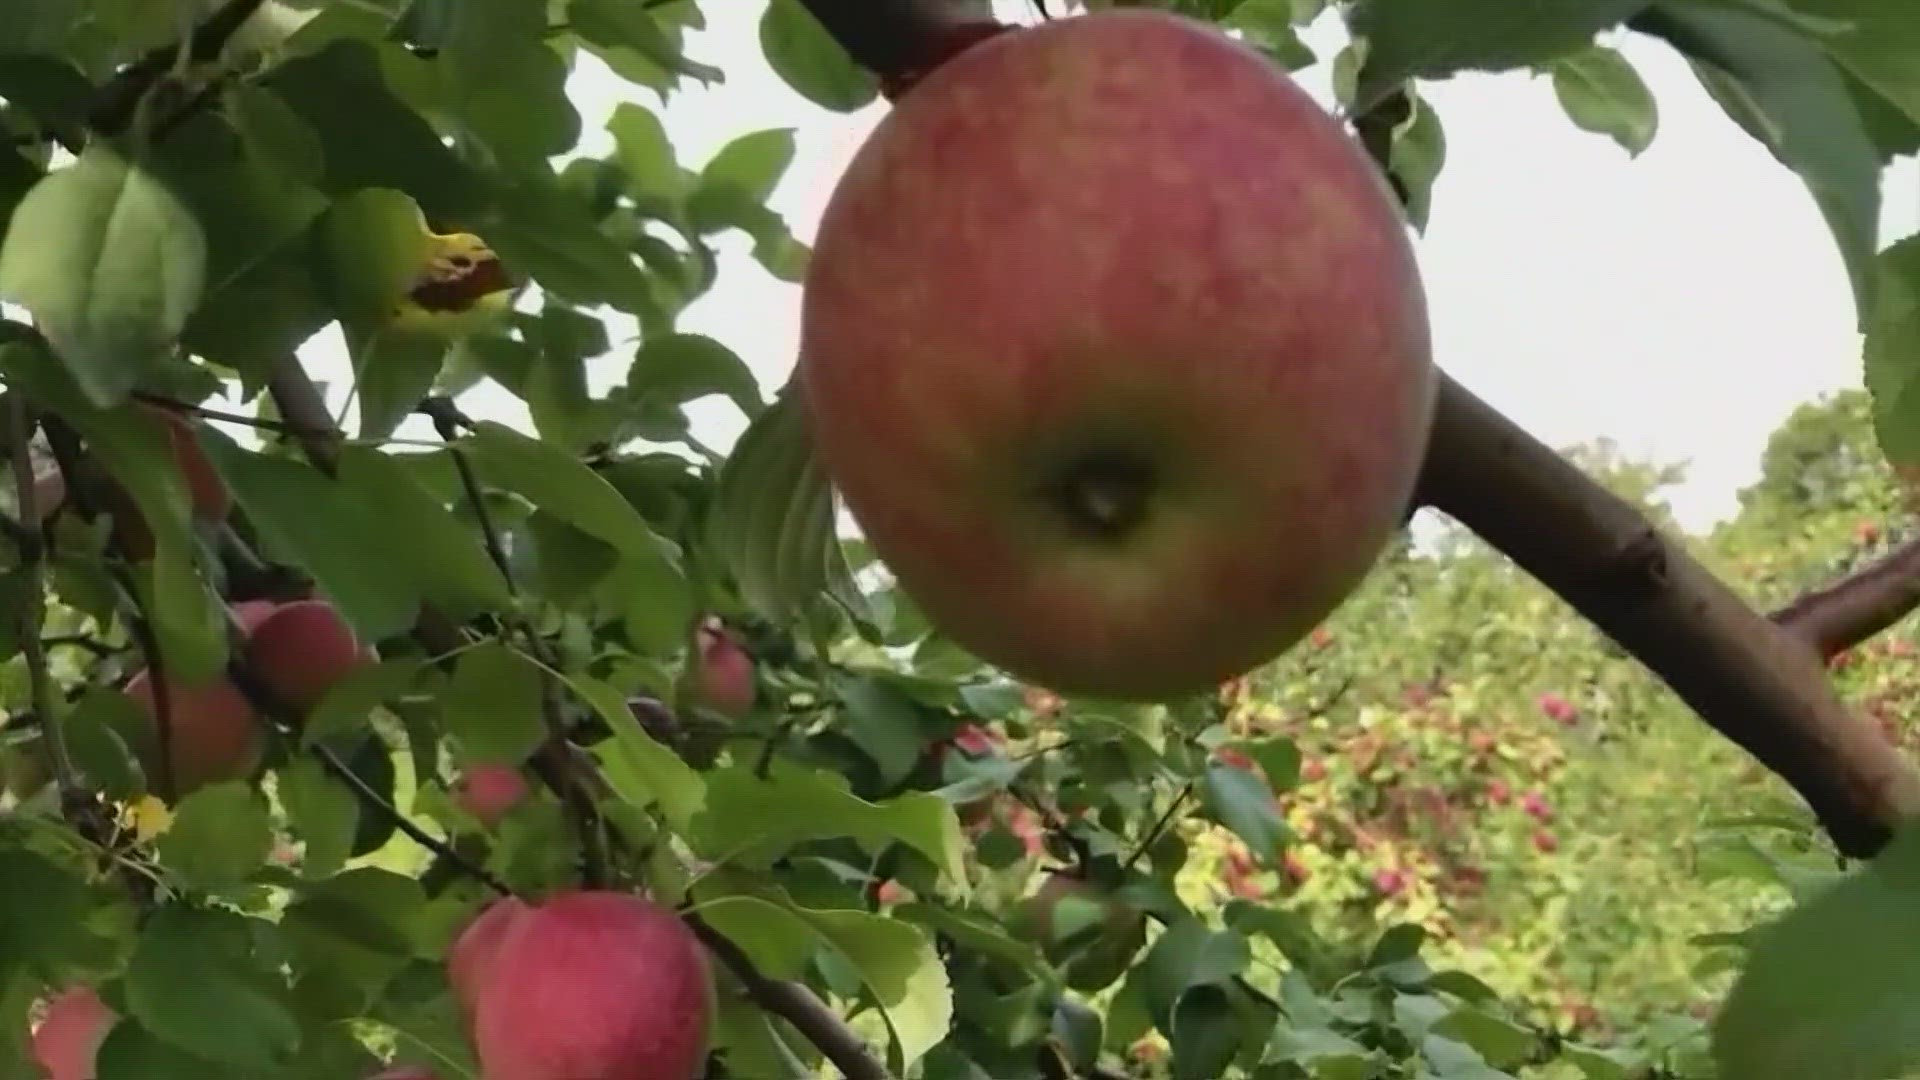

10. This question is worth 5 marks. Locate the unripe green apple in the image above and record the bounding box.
[799,10,1434,699]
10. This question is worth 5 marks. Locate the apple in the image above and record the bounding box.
[1300,757,1327,783]
[455,763,529,828]
[1857,520,1881,544]
[448,895,533,1015]
[31,986,115,1080]
[1282,850,1310,883]
[1373,868,1406,897]
[1536,692,1578,726]
[123,668,262,796]
[140,404,229,521]
[232,599,280,635]
[244,599,369,711]
[1533,829,1560,854]
[1520,791,1552,822]
[470,891,712,1080]
[686,618,755,718]
[1485,779,1512,807]
[798,10,1434,699]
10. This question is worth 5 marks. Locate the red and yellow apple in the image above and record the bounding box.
[685,618,755,718]
[799,10,1434,699]
[455,763,530,828]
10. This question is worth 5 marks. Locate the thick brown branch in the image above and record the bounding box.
[1420,375,1920,857]
[685,913,892,1080]
[1772,534,1920,659]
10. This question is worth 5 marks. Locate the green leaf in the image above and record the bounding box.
[0,850,118,980]
[303,658,426,747]
[0,52,92,137]
[700,895,951,1072]
[606,102,687,198]
[1346,0,1650,109]
[1137,918,1250,1026]
[1388,92,1446,231]
[155,781,274,891]
[627,332,766,419]
[1201,762,1291,864]
[487,178,658,317]
[444,642,548,766]
[701,128,796,205]
[1433,1006,1538,1069]
[349,324,449,441]
[758,0,880,112]
[336,446,513,618]
[463,421,684,574]
[835,673,928,789]
[224,85,325,186]
[276,756,361,879]
[708,392,871,626]
[263,40,488,218]
[1551,45,1660,155]
[1637,1,1883,320]
[1169,985,1243,1080]
[1712,824,1920,1079]
[1866,235,1920,473]
[318,187,433,331]
[0,144,207,407]
[278,868,425,1016]
[690,761,968,884]
[125,906,302,1069]
[199,432,425,644]
[146,110,327,297]
[575,673,707,832]
[1780,0,1920,127]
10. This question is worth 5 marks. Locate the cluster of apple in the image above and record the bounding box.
[123,596,368,795]
[28,890,714,1079]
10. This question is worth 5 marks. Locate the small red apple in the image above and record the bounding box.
[1309,627,1335,650]
[874,879,910,906]
[1300,757,1327,783]
[1533,829,1560,854]
[1282,850,1310,883]
[123,668,263,796]
[31,986,116,1080]
[1536,692,1578,726]
[1857,520,1881,545]
[688,618,755,718]
[1521,791,1552,822]
[471,891,712,1080]
[1485,779,1511,806]
[1372,868,1405,897]
[232,599,280,635]
[245,599,369,711]
[456,763,530,828]
[950,722,999,756]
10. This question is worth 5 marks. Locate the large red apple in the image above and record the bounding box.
[448,895,533,1015]
[798,10,1433,700]
[31,986,115,1080]
[244,599,370,711]
[123,668,263,795]
[470,891,712,1080]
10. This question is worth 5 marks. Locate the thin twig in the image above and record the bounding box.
[310,740,514,897]
[41,635,127,658]
[684,912,893,1080]
[1772,533,1920,659]
[420,395,608,887]
[1123,781,1192,871]
[132,392,314,439]
[87,0,268,136]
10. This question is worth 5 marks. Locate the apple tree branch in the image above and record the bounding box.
[1771,533,1920,659]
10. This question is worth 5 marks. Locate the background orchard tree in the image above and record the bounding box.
[0,2,1918,1080]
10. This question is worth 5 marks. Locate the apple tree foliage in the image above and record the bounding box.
[0,2,1915,1080]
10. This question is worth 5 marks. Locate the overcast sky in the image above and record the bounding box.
[332,4,1918,531]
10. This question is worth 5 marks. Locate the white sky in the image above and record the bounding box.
[320,3,1915,531]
